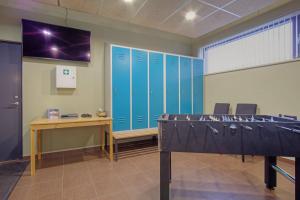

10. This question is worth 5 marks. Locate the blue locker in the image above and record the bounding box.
[149,52,164,128]
[193,58,204,114]
[180,57,192,114]
[132,49,148,129]
[166,55,179,114]
[112,46,131,131]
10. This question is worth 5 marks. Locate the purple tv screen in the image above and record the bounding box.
[22,19,91,62]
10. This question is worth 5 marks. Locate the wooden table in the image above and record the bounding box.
[30,117,113,176]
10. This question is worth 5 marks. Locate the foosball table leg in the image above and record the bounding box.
[264,156,277,190]
[296,157,300,200]
[160,151,170,200]
[170,153,172,183]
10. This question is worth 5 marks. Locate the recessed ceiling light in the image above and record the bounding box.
[124,0,133,3]
[185,11,196,21]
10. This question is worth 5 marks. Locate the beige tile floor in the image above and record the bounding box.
[9,149,295,200]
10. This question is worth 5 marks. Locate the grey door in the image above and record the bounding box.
[0,41,22,162]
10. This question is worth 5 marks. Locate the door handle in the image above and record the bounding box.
[11,102,19,106]
[3,102,19,109]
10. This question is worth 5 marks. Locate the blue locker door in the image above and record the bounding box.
[193,58,204,114]
[149,52,164,128]
[166,55,179,114]
[132,49,148,129]
[180,57,192,114]
[112,46,130,131]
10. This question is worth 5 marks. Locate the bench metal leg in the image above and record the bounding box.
[152,135,157,145]
[104,130,108,152]
[114,139,119,161]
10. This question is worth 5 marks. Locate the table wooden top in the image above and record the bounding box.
[30,117,112,126]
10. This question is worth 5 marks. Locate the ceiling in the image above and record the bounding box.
[33,0,282,38]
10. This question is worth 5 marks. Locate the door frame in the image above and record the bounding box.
[0,40,23,160]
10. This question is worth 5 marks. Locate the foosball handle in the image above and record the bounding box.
[206,124,219,135]
[241,125,253,131]
[293,128,300,134]
[223,124,228,136]
[229,124,237,135]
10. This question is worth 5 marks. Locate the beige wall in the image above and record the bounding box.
[204,60,300,118]
[0,6,192,156]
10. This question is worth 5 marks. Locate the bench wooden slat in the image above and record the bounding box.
[113,129,158,140]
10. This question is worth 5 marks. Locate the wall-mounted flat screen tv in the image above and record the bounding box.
[22,19,91,62]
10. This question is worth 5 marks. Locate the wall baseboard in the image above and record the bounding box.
[279,157,295,165]
[23,145,102,160]
[23,137,157,160]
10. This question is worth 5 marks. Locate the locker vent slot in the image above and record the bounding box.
[154,115,160,120]
[118,54,125,59]
[118,117,126,124]
[137,116,144,123]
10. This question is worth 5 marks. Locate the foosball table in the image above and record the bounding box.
[158,114,300,200]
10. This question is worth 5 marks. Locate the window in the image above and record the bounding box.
[202,12,300,74]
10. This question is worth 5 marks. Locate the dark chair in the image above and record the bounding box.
[213,103,230,115]
[235,103,257,162]
[236,104,257,115]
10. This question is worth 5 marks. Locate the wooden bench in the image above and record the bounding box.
[113,129,158,161]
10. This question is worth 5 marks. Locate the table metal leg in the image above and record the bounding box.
[265,156,277,189]
[30,128,36,176]
[296,157,300,200]
[160,151,170,200]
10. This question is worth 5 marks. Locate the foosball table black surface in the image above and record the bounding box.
[158,114,300,200]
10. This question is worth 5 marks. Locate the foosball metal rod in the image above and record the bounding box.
[271,164,295,183]
[296,157,300,200]
[276,125,300,134]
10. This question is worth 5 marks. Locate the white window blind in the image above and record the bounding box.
[204,20,293,74]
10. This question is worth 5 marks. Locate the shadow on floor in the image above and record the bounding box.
[0,160,28,200]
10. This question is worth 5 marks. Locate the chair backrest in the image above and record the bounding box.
[213,103,230,115]
[235,104,257,115]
